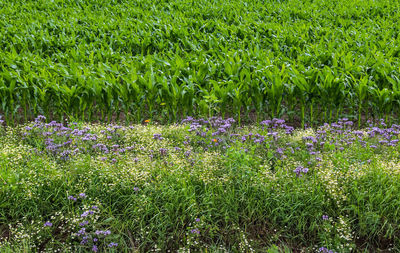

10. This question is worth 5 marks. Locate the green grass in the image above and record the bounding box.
[1,0,400,125]
[1,117,400,252]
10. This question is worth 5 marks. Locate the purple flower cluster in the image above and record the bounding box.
[68,195,77,201]
[260,118,294,134]
[190,228,200,234]
[183,116,235,137]
[319,247,335,253]
[159,148,168,156]
[95,230,111,236]
[153,133,164,140]
[294,166,309,177]
[43,221,53,227]
[108,242,118,248]
[68,195,118,251]
[22,116,135,162]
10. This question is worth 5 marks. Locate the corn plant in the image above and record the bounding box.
[0,0,400,124]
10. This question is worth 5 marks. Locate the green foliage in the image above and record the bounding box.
[1,0,400,124]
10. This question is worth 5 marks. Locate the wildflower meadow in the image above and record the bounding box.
[1,116,400,252]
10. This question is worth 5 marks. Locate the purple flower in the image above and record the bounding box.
[44,221,53,227]
[77,228,86,236]
[92,245,98,252]
[294,166,309,177]
[81,211,94,218]
[35,115,46,123]
[195,218,200,222]
[95,230,111,236]
[79,220,89,226]
[153,134,164,140]
[306,142,314,149]
[79,193,86,198]
[190,228,200,234]
[322,215,329,220]
[108,242,118,248]
[68,195,77,201]
[159,148,168,156]
[319,247,335,253]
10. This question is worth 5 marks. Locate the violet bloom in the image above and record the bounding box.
[190,228,200,234]
[81,211,94,218]
[159,148,168,156]
[44,221,53,227]
[92,245,98,252]
[79,220,89,226]
[77,228,86,236]
[79,193,86,199]
[81,237,88,245]
[95,230,111,236]
[108,242,118,248]
[319,247,334,253]
[322,215,329,220]
[153,134,164,140]
[294,166,309,177]
[35,115,46,123]
[68,195,77,201]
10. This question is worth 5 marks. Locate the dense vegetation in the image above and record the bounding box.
[1,0,400,126]
[2,0,400,252]
[1,116,400,252]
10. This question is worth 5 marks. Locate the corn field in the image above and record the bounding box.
[1,0,400,126]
